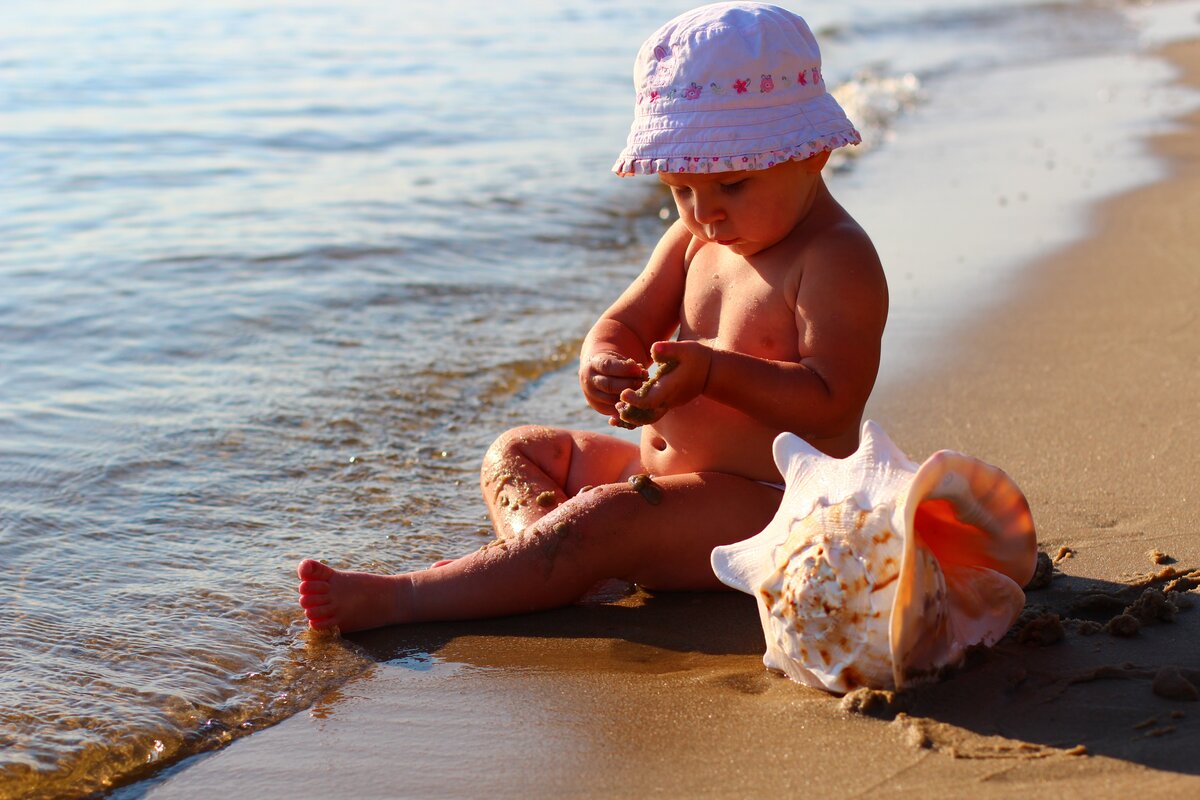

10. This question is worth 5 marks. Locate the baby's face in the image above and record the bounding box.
[658,158,823,257]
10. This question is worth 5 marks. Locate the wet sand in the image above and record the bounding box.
[146,39,1200,799]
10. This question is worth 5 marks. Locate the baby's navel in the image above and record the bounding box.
[650,435,667,452]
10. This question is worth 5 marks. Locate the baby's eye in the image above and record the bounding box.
[670,185,693,198]
[719,179,746,193]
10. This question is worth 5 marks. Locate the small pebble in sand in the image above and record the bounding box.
[1152,667,1200,702]
[1147,549,1176,565]
[1017,612,1064,646]
[1105,613,1141,637]
[1052,546,1076,564]
[535,491,557,508]
[1026,551,1054,590]
[1074,620,1104,636]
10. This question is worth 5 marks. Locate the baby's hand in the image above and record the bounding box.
[580,351,648,418]
[614,340,711,427]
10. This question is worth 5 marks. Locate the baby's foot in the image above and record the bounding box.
[297,559,410,633]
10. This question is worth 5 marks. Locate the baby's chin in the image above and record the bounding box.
[714,237,773,257]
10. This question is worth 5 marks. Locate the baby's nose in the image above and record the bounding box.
[692,197,725,224]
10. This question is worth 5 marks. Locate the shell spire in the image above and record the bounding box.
[712,420,1036,692]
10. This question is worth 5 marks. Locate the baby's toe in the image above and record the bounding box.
[297,559,334,581]
[299,592,331,609]
[298,578,331,596]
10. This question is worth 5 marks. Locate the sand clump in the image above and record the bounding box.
[1124,588,1177,624]
[616,357,679,427]
[1105,614,1141,637]
[1151,667,1200,702]
[840,687,910,719]
[627,473,664,505]
[1148,549,1177,565]
[1052,546,1075,564]
[1016,612,1065,646]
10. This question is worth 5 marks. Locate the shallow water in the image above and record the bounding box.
[1,0,1195,796]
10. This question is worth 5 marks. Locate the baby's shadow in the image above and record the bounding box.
[349,585,766,670]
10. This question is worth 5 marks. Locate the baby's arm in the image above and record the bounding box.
[620,226,888,440]
[579,220,691,423]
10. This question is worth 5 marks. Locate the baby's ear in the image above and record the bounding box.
[800,150,831,173]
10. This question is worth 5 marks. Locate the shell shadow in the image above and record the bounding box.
[857,562,1200,774]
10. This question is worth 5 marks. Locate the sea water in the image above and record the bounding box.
[1,0,1196,795]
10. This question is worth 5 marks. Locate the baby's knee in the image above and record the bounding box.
[485,425,547,462]
[481,425,575,484]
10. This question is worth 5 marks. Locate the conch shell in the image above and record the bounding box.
[712,421,1036,692]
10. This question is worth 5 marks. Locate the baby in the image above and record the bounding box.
[297,2,888,632]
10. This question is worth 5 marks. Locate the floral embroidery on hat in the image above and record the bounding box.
[760,74,774,93]
[683,82,703,100]
[733,78,749,94]
[797,69,808,86]
[813,67,822,83]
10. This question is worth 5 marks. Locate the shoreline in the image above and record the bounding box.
[141,37,1200,800]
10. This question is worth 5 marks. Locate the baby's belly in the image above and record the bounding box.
[638,397,782,481]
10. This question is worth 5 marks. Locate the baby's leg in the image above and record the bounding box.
[480,425,642,539]
[300,425,639,631]
[298,472,779,632]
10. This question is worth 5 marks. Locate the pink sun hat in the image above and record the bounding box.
[613,2,861,176]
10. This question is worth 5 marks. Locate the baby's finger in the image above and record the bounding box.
[649,340,676,361]
[591,353,647,379]
[608,413,639,430]
[590,374,644,396]
[620,384,659,404]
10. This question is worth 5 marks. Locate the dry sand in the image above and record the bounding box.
[147,40,1200,800]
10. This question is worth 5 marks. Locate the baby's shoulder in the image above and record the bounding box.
[780,210,887,327]
[795,210,883,284]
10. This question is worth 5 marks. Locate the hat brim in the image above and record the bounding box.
[613,92,860,176]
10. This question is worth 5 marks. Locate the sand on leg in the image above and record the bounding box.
[479,425,642,539]
[298,472,780,632]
